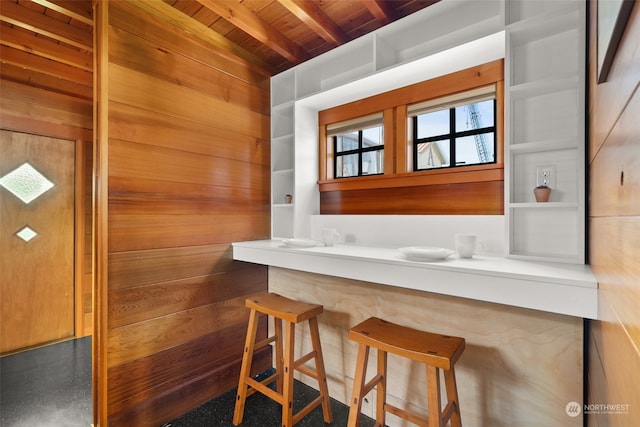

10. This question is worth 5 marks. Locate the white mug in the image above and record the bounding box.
[321,228,341,246]
[454,234,483,258]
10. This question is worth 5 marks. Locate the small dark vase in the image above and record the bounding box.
[534,185,552,202]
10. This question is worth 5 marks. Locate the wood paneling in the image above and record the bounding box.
[97,1,271,424]
[0,80,92,132]
[589,91,640,217]
[270,267,583,427]
[588,1,640,426]
[321,180,504,215]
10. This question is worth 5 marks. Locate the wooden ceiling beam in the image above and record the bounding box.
[0,44,92,86]
[0,23,92,71]
[361,0,395,25]
[276,0,349,46]
[130,0,274,76]
[30,0,93,26]
[0,1,92,51]
[196,0,311,64]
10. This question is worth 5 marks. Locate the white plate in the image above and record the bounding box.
[398,246,454,261]
[281,238,319,248]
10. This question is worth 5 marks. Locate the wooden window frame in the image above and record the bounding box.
[318,60,504,193]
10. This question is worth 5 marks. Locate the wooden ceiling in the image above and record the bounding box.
[0,0,439,101]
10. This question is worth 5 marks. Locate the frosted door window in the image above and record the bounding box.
[0,163,54,204]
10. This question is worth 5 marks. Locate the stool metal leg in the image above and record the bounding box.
[233,308,259,426]
[282,320,296,427]
[426,365,442,427]
[308,316,333,423]
[347,343,370,427]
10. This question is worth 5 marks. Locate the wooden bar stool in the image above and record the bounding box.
[233,293,333,427]
[347,317,465,427]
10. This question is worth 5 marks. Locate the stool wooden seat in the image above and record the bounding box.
[347,317,465,427]
[233,293,333,427]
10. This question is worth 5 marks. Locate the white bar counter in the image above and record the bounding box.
[232,239,598,319]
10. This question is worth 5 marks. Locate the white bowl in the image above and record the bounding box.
[398,246,454,261]
[281,238,318,248]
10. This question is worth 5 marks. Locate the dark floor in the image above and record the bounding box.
[0,337,92,427]
[1,339,374,427]
[167,369,376,427]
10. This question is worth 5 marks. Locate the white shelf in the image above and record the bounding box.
[509,202,578,209]
[268,0,587,264]
[510,87,580,146]
[508,75,579,99]
[509,206,580,262]
[510,148,578,204]
[509,137,578,153]
[504,0,585,263]
[271,104,294,139]
[506,0,579,25]
[272,138,294,172]
[271,69,296,107]
[295,36,375,99]
[374,0,502,70]
[233,240,598,319]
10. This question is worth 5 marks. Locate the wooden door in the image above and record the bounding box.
[0,130,75,354]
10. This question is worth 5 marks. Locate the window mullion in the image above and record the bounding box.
[358,130,363,176]
[449,108,456,168]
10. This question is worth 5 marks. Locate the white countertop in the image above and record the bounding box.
[232,239,598,319]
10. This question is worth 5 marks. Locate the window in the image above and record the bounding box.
[410,85,496,171]
[328,114,384,178]
[318,60,504,206]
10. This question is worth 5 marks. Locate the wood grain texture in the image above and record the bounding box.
[0,79,92,130]
[108,24,268,114]
[587,2,640,426]
[108,1,271,85]
[270,267,583,427]
[108,346,272,427]
[109,102,269,166]
[99,2,272,424]
[0,132,75,353]
[588,302,640,427]
[589,90,640,217]
[320,180,504,215]
[109,264,266,328]
[108,63,268,140]
[590,216,640,366]
[588,3,640,163]
[108,244,236,290]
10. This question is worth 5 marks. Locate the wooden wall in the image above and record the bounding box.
[587,1,640,426]
[95,2,272,425]
[320,181,503,215]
